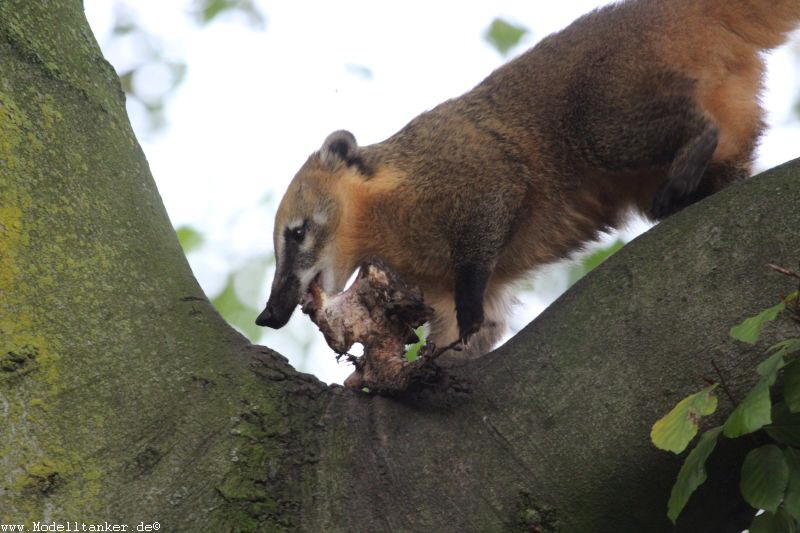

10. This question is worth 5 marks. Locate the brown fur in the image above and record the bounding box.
[265,0,800,359]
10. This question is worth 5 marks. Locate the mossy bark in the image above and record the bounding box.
[2,2,800,532]
[0,2,326,530]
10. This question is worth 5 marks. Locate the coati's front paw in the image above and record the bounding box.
[456,304,484,344]
[454,262,489,344]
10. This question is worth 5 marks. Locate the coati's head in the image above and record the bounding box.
[256,130,368,329]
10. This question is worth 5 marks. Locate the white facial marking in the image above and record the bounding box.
[313,212,328,226]
[300,235,315,252]
[318,253,337,294]
[299,266,319,292]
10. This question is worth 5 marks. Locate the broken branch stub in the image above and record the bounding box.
[300,258,437,393]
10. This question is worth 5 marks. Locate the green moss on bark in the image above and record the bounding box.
[0,0,128,126]
[207,350,327,532]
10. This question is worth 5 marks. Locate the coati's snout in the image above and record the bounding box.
[256,274,301,329]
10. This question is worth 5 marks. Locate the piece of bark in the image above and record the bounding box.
[300,258,443,393]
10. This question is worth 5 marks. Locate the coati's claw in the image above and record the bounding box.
[458,319,482,345]
[431,338,466,360]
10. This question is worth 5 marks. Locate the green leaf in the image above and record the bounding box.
[193,0,266,29]
[568,240,624,285]
[759,344,791,376]
[723,380,772,437]
[485,18,529,56]
[784,448,800,521]
[168,62,188,91]
[772,338,800,358]
[199,0,228,22]
[667,426,723,523]
[749,507,796,533]
[741,444,789,512]
[404,327,426,362]
[111,17,137,36]
[651,384,718,453]
[176,225,204,254]
[785,358,800,413]
[724,349,784,437]
[767,403,800,448]
[730,301,786,344]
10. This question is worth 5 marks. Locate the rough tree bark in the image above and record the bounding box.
[2,2,799,532]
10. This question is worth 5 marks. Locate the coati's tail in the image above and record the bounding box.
[704,0,800,49]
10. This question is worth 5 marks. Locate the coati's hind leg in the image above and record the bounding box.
[669,160,751,213]
[650,123,719,219]
[703,161,751,193]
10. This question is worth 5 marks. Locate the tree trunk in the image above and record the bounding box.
[2,2,798,531]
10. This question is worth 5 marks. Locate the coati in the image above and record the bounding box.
[256,0,800,358]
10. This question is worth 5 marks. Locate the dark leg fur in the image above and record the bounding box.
[703,161,750,192]
[650,124,719,219]
[677,162,750,210]
[454,263,490,342]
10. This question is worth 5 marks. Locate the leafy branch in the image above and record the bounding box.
[652,264,800,529]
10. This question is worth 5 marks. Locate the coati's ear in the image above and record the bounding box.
[319,130,372,175]
[321,130,358,164]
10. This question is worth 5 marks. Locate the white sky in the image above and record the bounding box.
[83,1,800,384]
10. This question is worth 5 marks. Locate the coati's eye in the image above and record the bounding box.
[286,221,308,243]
